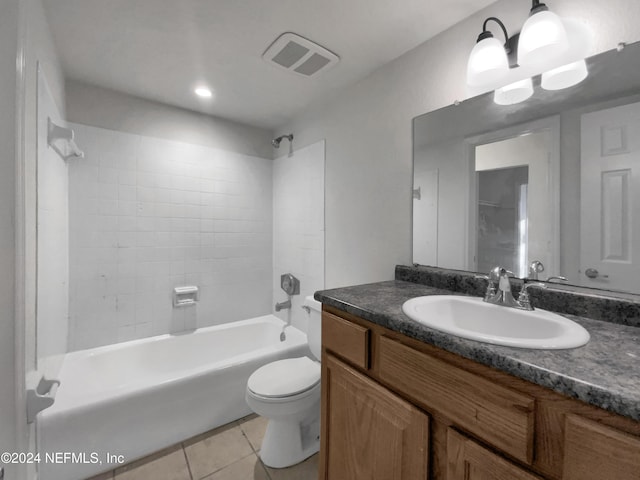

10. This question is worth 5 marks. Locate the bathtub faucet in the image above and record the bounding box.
[275,300,291,312]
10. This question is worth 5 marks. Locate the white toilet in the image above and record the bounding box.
[245,296,322,468]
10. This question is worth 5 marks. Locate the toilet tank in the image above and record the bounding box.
[304,296,322,360]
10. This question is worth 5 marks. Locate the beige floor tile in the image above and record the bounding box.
[265,453,319,480]
[239,415,269,452]
[184,423,254,479]
[114,445,190,480]
[202,454,270,480]
[86,471,114,480]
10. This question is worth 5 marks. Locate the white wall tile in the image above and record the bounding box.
[68,123,273,350]
[272,141,325,335]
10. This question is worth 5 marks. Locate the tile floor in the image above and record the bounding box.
[86,414,318,480]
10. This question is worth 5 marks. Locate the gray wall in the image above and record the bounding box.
[4,0,69,477]
[0,0,19,476]
[279,0,640,289]
[66,81,274,159]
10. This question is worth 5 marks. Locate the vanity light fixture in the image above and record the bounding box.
[467,1,590,105]
[518,0,569,67]
[494,78,534,106]
[540,59,588,90]
[466,17,512,88]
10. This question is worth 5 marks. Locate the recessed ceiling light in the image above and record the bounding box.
[194,87,212,98]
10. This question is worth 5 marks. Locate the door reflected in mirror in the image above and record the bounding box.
[413,119,559,281]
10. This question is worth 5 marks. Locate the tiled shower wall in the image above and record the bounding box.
[68,124,273,350]
[272,141,325,334]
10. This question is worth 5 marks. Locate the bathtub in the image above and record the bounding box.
[37,315,309,480]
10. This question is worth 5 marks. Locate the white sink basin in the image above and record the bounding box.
[402,295,590,349]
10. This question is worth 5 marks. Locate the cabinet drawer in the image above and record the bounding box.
[448,429,543,480]
[322,311,370,369]
[378,336,535,464]
[563,415,640,480]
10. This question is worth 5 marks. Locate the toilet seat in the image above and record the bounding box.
[247,357,320,399]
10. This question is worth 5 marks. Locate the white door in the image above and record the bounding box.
[580,101,640,290]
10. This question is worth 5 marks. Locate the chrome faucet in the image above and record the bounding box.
[528,260,545,280]
[477,266,547,311]
[275,299,291,312]
[528,260,569,283]
[485,266,520,308]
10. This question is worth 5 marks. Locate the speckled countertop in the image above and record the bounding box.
[315,280,640,421]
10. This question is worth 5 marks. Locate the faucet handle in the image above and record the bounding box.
[517,282,547,310]
[474,274,496,301]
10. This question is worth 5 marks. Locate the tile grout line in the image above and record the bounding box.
[181,443,195,480]
[259,458,273,480]
[237,419,272,480]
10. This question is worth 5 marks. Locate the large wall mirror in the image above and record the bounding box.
[412,40,640,295]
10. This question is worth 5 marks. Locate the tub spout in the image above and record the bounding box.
[275,300,291,312]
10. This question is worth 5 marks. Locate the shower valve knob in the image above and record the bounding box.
[280,273,300,296]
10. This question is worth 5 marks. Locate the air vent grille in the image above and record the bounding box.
[272,41,309,68]
[263,33,339,77]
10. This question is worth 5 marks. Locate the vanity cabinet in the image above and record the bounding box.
[320,304,640,480]
[562,415,640,479]
[321,354,429,480]
[447,429,543,480]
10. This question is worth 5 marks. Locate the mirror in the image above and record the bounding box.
[413,41,640,295]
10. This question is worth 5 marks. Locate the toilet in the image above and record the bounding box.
[245,296,322,468]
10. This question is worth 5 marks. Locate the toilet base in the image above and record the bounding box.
[259,416,320,468]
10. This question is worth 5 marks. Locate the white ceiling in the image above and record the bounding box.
[43,0,495,130]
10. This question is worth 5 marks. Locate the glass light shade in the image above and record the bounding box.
[466,37,509,87]
[494,78,534,105]
[541,59,588,90]
[518,10,569,67]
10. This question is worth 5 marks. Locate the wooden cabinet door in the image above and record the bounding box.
[563,415,640,480]
[320,354,429,480]
[447,429,543,480]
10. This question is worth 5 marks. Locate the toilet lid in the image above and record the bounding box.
[248,357,320,398]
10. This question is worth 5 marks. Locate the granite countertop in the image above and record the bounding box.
[315,280,640,421]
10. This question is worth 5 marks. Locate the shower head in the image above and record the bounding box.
[272,134,294,148]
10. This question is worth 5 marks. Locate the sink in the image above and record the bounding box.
[402,295,590,349]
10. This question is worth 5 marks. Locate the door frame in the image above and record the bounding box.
[464,116,561,276]
[14,1,33,479]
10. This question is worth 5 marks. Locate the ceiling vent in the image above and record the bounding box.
[263,32,339,77]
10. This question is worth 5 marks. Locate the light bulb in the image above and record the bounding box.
[518,10,569,67]
[541,59,588,90]
[194,87,213,98]
[466,36,509,88]
[494,78,534,105]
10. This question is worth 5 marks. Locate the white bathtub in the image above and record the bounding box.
[37,315,309,480]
